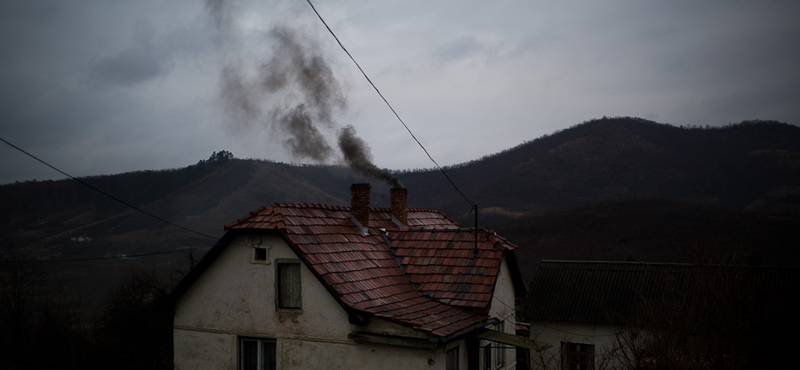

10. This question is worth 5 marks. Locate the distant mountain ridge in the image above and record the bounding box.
[2,117,799,310]
[403,117,800,221]
[3,117,799,255]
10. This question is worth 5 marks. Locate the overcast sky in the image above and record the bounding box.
[1,0,798,184]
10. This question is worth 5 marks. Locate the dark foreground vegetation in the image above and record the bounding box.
[0,262,174,370]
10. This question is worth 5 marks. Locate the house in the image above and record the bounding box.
[172,184,534,370]
[522,260,800,370]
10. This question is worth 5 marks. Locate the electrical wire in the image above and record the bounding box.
[1,246,214,263]
[0,138,293,264]
[2,1,482,264]
[304,0,474,208]
[0,136,237,263]
[1,137,521,326]
[0,136,218,241]
[531,320,621,338]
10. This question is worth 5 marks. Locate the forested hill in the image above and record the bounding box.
[2,117,799,288]
[403,117,800,223]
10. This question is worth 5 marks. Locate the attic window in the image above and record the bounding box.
[276,260,302,310]
[250,246,270,264]
[247,237,270,264]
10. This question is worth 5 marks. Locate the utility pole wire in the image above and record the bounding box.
[0,136,218,241]
[304,0,474,209]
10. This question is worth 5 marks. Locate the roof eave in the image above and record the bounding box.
[437,317,499,345]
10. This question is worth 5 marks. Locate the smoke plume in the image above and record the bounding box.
[206,0,401,187]
[338,125,402,189]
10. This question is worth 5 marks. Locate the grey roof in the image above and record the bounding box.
[523,260,800,325]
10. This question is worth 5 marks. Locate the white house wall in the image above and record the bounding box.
[174,328,236,369]
[485,256,518,370]
[173,234,465,370]
[280,338,439,369]
[529,321,623,370]
[174,234,352,338]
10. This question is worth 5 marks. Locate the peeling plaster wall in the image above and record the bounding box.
[173,329,236,370]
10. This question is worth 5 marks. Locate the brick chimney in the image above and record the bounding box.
[350,183,371,227]
[390,188,408,226]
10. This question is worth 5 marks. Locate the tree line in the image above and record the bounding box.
[0,250,177,370]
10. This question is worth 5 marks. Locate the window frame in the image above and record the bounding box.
[446,345,459,370]
[483,343,492,370]
[247,237,270,265]
[493,322,504,369]
[560,341,594,370]
[275,259,302,311]
[253,247,268,262]
[239,337,276,370]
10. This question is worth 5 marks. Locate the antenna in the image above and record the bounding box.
[473,204,479,256]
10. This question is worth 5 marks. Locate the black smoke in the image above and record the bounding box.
[338,125,402,188]
[206,0,401,187]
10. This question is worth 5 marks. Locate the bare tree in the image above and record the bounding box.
[99,270,173,370]
[600,264,799,370]
[0,248,42,355]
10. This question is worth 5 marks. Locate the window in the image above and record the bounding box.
[561,342,594,370]
[254,247,267,261]
[484,344,492,370]
[276,261,301,310]
[446,346,459,370]
[247,237,270,264]
[493,322,504,368]
[240,338,276,370]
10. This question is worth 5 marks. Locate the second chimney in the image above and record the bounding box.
[351,183,371,227]
[391,188,408,226]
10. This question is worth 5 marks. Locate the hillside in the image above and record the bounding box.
[495,199,800,279]
[403,117,800,222]
[2,117,799,314]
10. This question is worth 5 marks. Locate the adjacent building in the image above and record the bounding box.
[523,260,800,370]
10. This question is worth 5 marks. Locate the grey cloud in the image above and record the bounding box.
[88,20,175,86]
[434,35,483,63]
[3,0,799,185]
[91,46,168,86]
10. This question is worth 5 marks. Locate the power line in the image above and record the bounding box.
[0,136,218,241]
[2,3,481,259]
[304,0,474,208]
[0,246,214,264]
[531,320,621,338]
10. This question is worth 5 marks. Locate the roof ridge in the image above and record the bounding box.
[274,203,350,211]
[223,205,268,229]
[407,207,445,212]
[542,260,696,266]
[540,260,800,270]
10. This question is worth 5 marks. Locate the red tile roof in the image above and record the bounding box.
[223,203,518,338]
